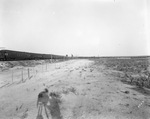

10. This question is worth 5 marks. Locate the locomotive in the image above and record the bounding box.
[0,50,65,61]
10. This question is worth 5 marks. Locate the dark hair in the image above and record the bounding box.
[45,88,48,93]
[38,88,48,98]
[38,93,43,98]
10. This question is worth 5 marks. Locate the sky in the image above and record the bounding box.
[0,0,150,56]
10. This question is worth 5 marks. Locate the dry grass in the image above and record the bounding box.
[99,57,150,89]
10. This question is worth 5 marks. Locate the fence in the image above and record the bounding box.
[0,59,68,88]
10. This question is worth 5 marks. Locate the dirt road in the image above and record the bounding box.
[0,59,150,119]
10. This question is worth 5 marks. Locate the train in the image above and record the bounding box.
[0,50,66,61]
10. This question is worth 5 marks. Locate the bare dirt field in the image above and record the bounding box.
[0,59,150,119]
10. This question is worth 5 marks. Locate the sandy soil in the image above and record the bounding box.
[0,59,150,119]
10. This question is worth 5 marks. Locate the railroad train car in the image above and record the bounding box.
[29,53,43,60]
[0,50,65,61]
[0,50,31,61]
[0,50,5,61]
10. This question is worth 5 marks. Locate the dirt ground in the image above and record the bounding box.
[0,59,150,119]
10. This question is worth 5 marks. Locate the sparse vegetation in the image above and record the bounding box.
[103,57,150,88]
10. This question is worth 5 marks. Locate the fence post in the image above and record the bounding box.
[28,68,30,79]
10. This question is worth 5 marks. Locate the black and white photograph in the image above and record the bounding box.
[0,0,150,119]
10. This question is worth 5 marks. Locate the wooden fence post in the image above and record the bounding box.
[28,68,30,79]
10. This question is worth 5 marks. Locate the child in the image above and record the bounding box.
[37,88,50,119]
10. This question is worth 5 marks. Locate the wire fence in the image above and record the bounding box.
[0,59,68,88]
